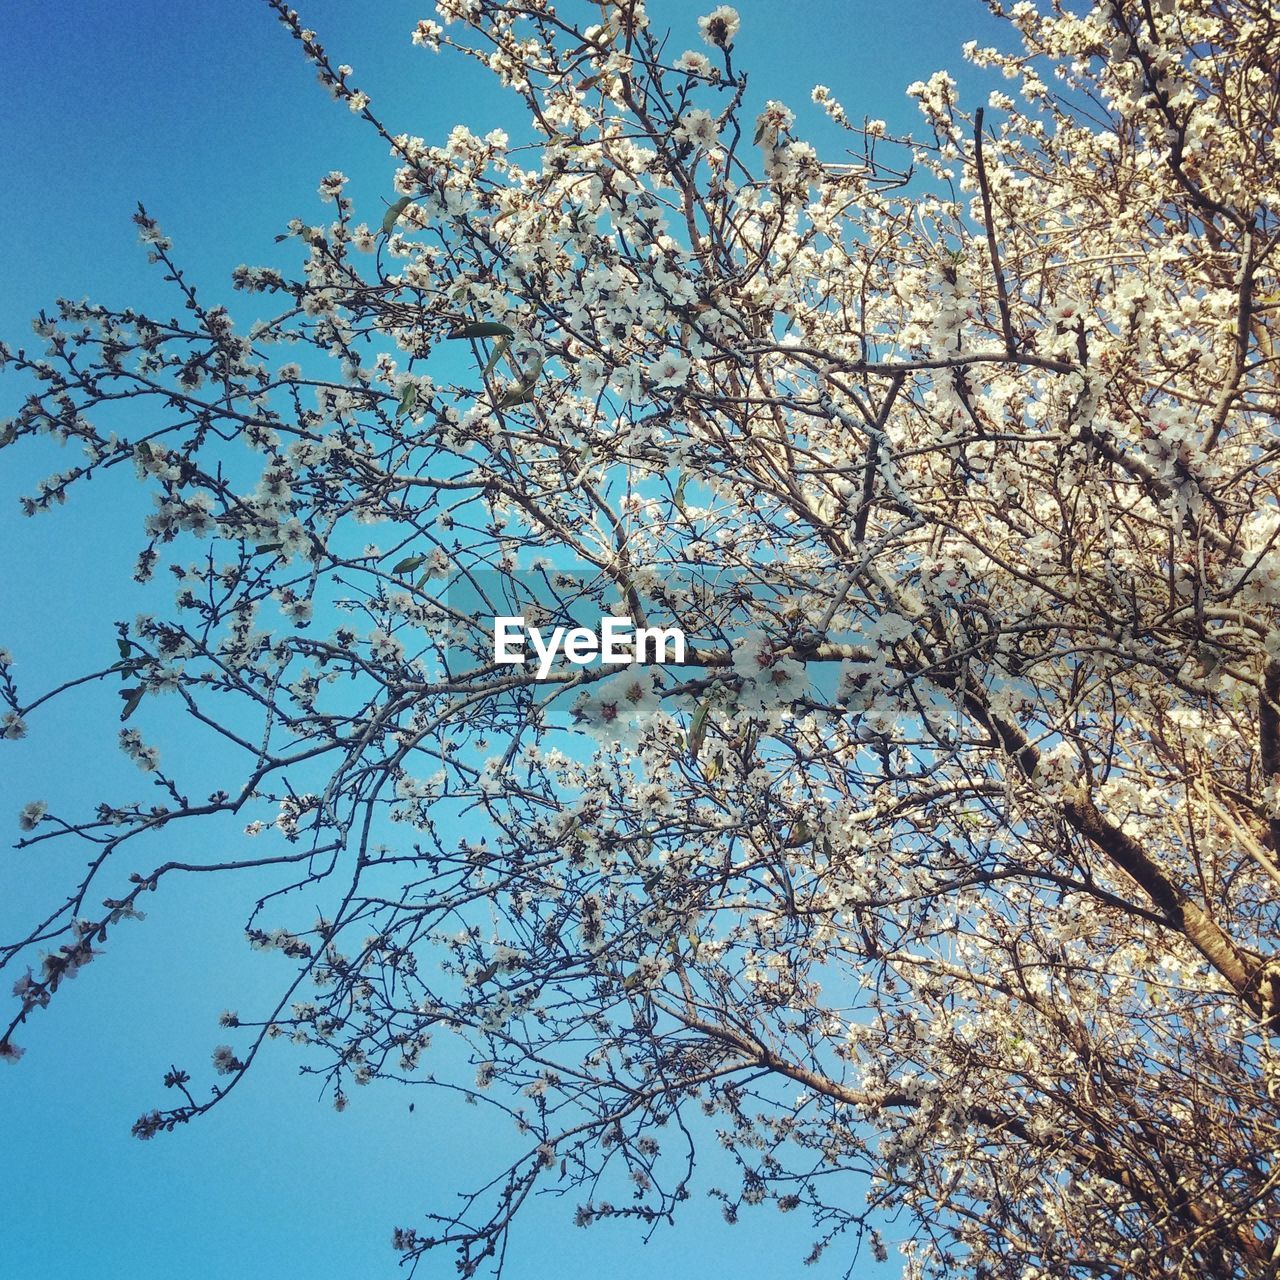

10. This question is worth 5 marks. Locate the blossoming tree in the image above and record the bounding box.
[4,1,1279,1275]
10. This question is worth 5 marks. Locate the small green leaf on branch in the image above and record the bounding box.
[448,321,515,340]
[382,197,412,236]
[396,383,418,419]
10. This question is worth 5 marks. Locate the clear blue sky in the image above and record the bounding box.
[0,3,1006,1277]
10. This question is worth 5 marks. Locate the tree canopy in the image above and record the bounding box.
[4,1,1280,1276]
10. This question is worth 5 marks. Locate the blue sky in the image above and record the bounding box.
[0,3,1008,1276]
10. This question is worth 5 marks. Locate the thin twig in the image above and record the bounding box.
[973,107,1016,356]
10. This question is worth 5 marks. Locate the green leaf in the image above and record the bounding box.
[119,687,144,722]
[481,336,510,380]
[498,387,538,409]
[254,542,282,555]
[396,382,418,419]
[392,554,427,576]
[788,818,815,848]
[496,358,544,409]
[381,196,412,236]
[448,321,515,340]
[753,121,768,146]
[116,638,131,661]
[687,699,711,759]
[673,472,689,512]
